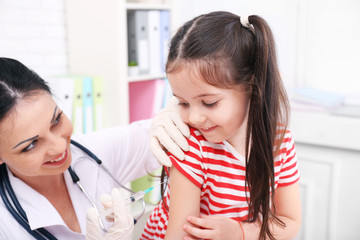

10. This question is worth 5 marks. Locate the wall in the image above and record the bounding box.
[1,0,360,104]
[2,0,359,111]
[172,0,299,90]
[0,0,67,77]
[172,0,360,96]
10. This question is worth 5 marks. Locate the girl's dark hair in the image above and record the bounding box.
[164,11,289,240]
[0,58,51,122]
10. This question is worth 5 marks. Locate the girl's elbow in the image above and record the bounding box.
[287,211,302,239]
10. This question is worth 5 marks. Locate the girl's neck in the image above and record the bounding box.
[227,104,250,156]
[227,137,246,156]
[227,123,248,156]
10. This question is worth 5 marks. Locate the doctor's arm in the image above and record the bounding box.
[165,166,201,240]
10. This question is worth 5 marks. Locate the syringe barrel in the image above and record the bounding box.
[98,191,146,219]
[129,191,145,202]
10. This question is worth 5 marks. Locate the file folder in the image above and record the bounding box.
[148,10,162,75]
[82,77,94,133]
[128,10,149,75]
[151,79,166,116]
[46,76,74,121]
[72,77,84,134]
[160,10,170,73]
[161,78,173,108]
[92,76,104,131]
[127,10,138,66]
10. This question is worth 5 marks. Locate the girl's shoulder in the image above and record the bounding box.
[275,126,297,163]
[275,125,294,144]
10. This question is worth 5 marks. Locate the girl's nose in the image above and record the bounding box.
[188,108,206,126]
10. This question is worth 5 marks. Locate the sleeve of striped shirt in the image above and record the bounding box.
[277,130,300,187]
[169,129,205,188]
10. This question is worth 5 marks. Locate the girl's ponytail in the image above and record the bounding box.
[244,15,288,240]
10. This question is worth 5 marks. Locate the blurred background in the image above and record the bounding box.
[1,0,359,239]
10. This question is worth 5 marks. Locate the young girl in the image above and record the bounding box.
[142,11,301,240]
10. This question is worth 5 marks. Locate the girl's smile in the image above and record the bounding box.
[198,125,218,134]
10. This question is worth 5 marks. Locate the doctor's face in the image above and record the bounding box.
[0,92,73,182]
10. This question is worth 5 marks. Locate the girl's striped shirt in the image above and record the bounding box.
[141,127,300,239]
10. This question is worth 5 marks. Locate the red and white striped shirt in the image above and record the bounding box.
[141,127,299,239]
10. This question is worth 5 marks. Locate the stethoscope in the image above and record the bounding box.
[0,139,145,240]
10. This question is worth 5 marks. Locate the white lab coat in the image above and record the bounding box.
[0,120,160,239]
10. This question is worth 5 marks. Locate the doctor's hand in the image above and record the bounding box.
[86,188,134,240]
[150,96,190,167]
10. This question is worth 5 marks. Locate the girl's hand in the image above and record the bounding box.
[183,214,244,240]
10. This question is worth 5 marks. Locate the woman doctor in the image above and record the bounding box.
[0,57,188,239]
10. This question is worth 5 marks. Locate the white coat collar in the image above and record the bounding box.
[7,168,66,230]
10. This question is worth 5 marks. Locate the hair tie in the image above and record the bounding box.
[240,16,254,33]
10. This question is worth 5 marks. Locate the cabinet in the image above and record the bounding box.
[291,110,360,240]
[65,0,173,128]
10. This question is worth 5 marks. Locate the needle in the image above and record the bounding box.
[98,181,165,219]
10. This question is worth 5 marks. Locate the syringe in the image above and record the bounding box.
[98,182,163,219]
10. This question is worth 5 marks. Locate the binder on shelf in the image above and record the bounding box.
[82,77,94,133]
[127,10,137,65]
[92,77,104,131]
[129,79,166,122]
[128,10,149,75]
[148,10,162,75]
[46,76,74,120]
[160,10,170,73]
[72,77,84,135]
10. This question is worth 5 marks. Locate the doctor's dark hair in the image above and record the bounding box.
[0,57,51,122]
[164,11,289,240]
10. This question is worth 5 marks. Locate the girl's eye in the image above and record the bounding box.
[21,139,38,153]
[178,102,189,107]
[202,101,218,107]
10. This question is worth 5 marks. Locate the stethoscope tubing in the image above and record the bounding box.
[70,139,145,223]
[0,165,56,240]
